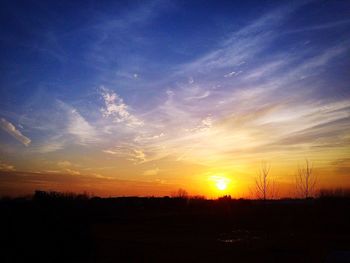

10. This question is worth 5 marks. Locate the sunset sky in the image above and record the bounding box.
[0,0,349,197]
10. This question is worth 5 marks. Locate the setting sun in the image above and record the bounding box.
[209,175,231,193]
[216,179,227,191]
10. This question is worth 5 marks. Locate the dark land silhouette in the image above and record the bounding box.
[1,190,350,262]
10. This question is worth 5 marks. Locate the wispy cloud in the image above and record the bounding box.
[65,168,81,176]
[1,0,349,192]
[287,19,350,34]
[27,100,98,153]
[33,138,65,154]
[100,87,143,127]
[177,5,295,75]
[57,160,72,168]
[0,118,31,146]
[0,160,15,171]
[58,100,98,145]
[224,71,240,78]
[103,144,147,164]
[143,167,159,176]
[111,5,349,167]
[44,5,349,168]
[56,160,82,175]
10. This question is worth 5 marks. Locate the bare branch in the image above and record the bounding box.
[295,159,317,198]
[255,161,275,200]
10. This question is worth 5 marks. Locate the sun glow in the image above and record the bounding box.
[209,175,231,192]
[216,179,227,190]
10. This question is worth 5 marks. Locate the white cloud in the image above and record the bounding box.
[34,138,65,153]
[0,118,31,146]
[58,100,98,145]
[185,90,211,101]
[186,116,213,133]
[133,149,146,163]
[134,133,164,143]
[224,71,237,78]
[28,100,98,153]
[100,87,144,127]
[103,145,147,163]
[243,60,284,80]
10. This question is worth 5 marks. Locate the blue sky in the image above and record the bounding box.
[0,0,350,196]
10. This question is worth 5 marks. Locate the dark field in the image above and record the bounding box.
[1,192,350,263]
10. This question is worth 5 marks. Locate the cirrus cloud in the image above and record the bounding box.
[0,118,31,146]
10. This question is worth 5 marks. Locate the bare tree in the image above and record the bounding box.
[171,188,189,199]
[255,162,276,200]
[295,159,317,199]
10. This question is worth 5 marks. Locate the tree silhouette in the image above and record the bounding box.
[255,162,275,200]
[295,159,317,199]
[172,188,189,199]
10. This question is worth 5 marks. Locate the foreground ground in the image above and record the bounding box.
[1,192,350,262]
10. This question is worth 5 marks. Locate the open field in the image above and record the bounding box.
[1,192,350,262]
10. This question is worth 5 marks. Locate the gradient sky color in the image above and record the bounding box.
[0,0,350,197]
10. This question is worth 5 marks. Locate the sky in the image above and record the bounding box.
[0,0,349,197]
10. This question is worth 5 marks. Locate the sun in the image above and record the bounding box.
[209,175,230,192]
[216,179,227,191]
